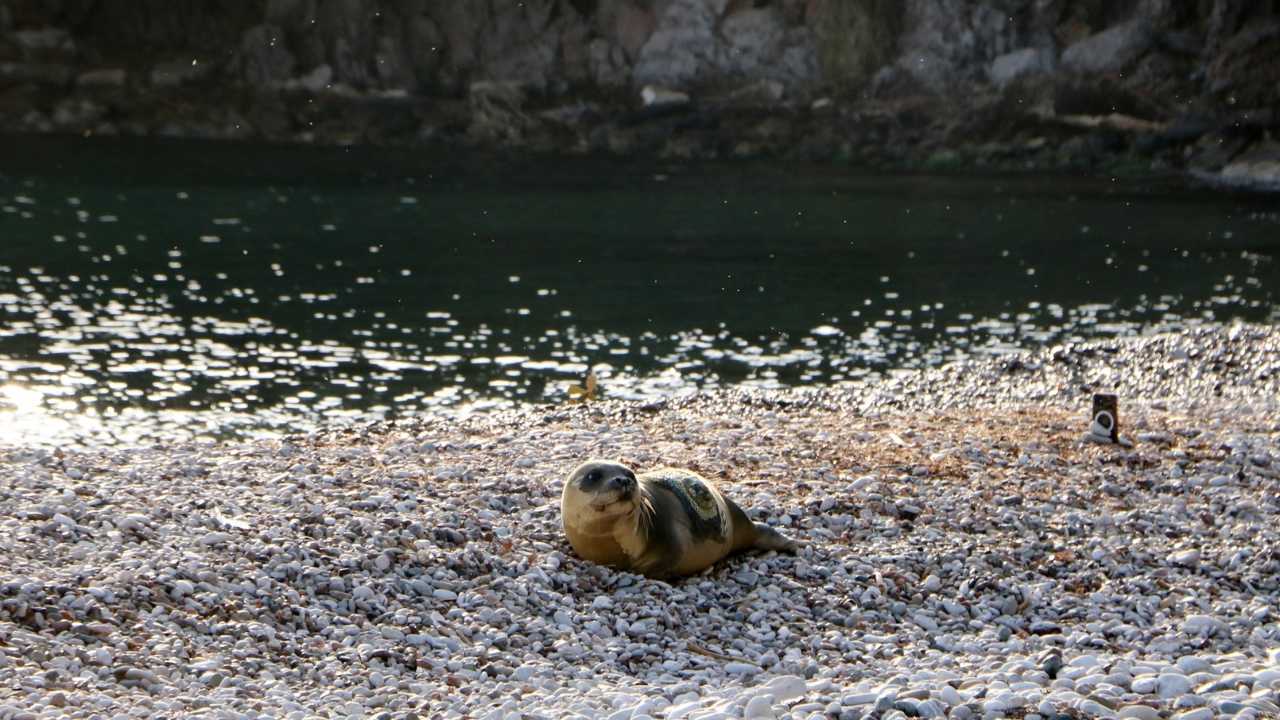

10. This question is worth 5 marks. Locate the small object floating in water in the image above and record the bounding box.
[565,370,598,404]
[1083,392,1134,447]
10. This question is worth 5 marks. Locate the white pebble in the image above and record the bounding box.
[744,694,775,719]
[199,531,232,546]
[1117,706,1161,720]
[1157,673,1192,699]
[1183,615,1226,636]
[1132,675,1158,694]
[1176,657,1212,674]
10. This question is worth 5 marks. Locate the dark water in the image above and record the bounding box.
[2,136,1278,447]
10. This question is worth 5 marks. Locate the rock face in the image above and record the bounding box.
[2,0,1268,100]
[0,0,1276,186]
[989,47,1056,88]
[1215,142,1280,191]
[1060,19,1155,74]
[891,0,1023,95]
[632,1,816,88]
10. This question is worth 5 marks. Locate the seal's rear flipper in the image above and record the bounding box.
[752,523,800,553]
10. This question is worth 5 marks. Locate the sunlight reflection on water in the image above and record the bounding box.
[0,384,56,446]
[2,145,1279,448]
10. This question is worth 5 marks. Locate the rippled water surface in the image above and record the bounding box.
[2,137,1278,447]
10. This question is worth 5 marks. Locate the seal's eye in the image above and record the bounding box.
[585,470,601,484]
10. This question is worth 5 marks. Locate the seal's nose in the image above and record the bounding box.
[608,474,634,491]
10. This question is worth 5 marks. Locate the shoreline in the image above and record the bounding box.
[3,318,1278,454]
[2,325,1279,718]
[9,130,1263,201]
[3,95,1278,197]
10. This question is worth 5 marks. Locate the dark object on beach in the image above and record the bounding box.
[1091,394,1119,442]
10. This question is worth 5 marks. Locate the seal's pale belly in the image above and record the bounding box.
[566,532,629,568]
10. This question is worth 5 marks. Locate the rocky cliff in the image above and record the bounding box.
[1,0,1277,188]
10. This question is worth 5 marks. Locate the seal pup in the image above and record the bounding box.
[561,459,799,580]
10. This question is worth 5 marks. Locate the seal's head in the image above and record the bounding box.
[561,459,641,535]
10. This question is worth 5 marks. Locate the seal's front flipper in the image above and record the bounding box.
[752,523,800,553]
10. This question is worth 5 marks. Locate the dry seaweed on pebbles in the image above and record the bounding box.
[1,325,1279,720]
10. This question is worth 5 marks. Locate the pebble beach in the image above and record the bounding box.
[2,324,1279,720]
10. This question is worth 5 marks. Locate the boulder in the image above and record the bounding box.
[988,48,1054,88]
[721,8,786,78]
[729,7,817,85]
[632,0,722,87]
[295,63,332,93]
[1061,20,1155,75]
[891,0,1022,95]
[1188,132,1251,173]
[633,0,815,89]
[1218,142,1280,191]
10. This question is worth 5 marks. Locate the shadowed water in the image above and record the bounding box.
[2,137,1278,447]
